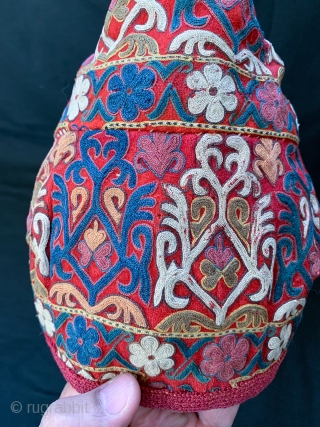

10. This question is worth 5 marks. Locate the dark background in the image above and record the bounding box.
[1,1,320,426]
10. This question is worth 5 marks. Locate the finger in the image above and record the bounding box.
[198,404,239,427]
[40,373,141,427]
[60,382,80,398]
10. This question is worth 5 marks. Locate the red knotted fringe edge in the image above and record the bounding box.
[45,334,284,412]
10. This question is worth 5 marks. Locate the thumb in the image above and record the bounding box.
[40,373,141,427]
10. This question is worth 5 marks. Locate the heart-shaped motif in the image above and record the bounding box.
[206,234,233,271]
[104,188,125,225]
[84,220,106,252]
[78,241,92,266]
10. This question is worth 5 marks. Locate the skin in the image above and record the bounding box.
[39,373,239,427]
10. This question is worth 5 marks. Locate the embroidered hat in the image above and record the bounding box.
[27,0,320,411]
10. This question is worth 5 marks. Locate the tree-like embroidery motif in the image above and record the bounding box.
[50,129,156,306]
[154,133,277,326]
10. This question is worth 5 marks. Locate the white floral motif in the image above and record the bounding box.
[34,298,55,337]
[267,324,292,362]
[67,75,90,121]
[186,64,238,123]
[129,336,174,377]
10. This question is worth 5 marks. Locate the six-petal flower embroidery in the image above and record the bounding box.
[186,64,238,123]
[67,75,91,121]
[267,324,292,362]
[201,335,249,381]
[34,298,56,337]
[107,64,155,121]
[66,316,101,366]
[257,81,288,131]
[129,336,175,377]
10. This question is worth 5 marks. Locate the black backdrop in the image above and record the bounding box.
[1,1,320,426]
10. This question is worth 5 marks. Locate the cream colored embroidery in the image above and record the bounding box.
[267,324,292,362]
[154,133,277,326]
[35,298,55,337]
[300,196,311,239]
[67,75,90,121]
[169,30,272,76]
[186,64,238,123]
[128,336,174,377]
[32,212,50,277]
[273,299,306,322]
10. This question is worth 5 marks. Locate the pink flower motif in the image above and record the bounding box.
[135,133,185,178]
[310,251,320,277]
[205,233,233,270]
[257,81,288,131]
[201,335,249,381]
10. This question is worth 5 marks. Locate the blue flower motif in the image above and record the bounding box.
[66,316,101,366]
[107,64,155,121]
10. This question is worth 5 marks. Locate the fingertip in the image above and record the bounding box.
[98,373,141,417]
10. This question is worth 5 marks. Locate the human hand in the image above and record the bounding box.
[40,374,239,427]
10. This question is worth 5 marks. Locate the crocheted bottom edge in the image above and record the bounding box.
[45,334,285,411]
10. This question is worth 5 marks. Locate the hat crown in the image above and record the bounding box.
[91,0,282,78]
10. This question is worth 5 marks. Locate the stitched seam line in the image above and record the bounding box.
[56,121,299,145]
[37,293,302,338]
[78,54,282,83]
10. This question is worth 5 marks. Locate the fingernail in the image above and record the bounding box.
[98,374,133,416]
